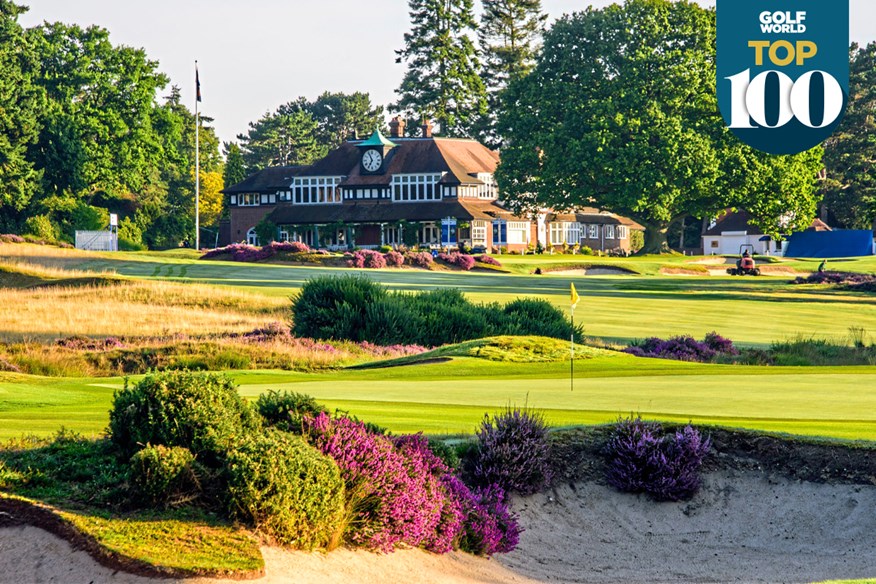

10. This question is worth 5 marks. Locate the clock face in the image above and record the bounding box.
[362,149,383,172]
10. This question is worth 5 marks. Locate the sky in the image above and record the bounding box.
[18,0,874,146]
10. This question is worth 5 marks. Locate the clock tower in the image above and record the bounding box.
[357,129,397,175]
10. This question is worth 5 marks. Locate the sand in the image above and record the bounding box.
[2,470,874,584]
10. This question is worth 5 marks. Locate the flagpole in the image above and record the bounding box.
[195,60,200,251]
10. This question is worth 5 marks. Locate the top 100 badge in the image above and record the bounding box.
[717,1,849,155]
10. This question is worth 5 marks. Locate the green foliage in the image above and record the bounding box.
[629,230,645,253]
[292,276,579,346]
[22,214,58,241]
[477,0,546,146]
[291,275,388,341]
[129,445,201,508]
[256,390,328,434]
[237,106,324,171]
[225,429,345,549]
[822,42,876,229]
[108,370,261,462]
[394,0,487,137]
[497,0,823,251]
[0,1,42,216]
[222,142,247,189]
[299,91,385,151]
[254,217,277,246]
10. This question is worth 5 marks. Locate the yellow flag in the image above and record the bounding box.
[570,283,580,309]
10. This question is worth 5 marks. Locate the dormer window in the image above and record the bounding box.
[392,174,443,202]
[292,177,343,204]
[476,174,498,199]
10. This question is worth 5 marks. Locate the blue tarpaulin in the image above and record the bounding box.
[783,230,875,258]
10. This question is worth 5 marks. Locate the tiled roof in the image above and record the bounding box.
[547,208,645,230]
[704,210,832,236]
[221,166,306,194]
[267,199,522,225]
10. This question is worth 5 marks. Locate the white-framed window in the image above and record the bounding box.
[476,173,498,199]
[472,224,487,244]
[230,195,238,205]
[292,176,343,204]
[443,186,457,198]
[507,221,530,245]
[383,225,401,245]
[268,194,277,204]
[617,225,628,240]
[239,193,259,206]
[391,174,443,202]
[278,230,290,242]
[246,227,258,245]
[457,185,479,198]
[550,222,580,245]
[588,224,599,239]
[422,223,439,244]
[605,225,616,239]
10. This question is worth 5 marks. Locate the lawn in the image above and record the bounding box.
[3,353,876,442]
[2,243,876,346]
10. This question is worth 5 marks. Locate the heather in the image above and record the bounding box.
[625,332,738,363]
[437,252,477,271]
[292,275,581,346]
[475,255,502,267]
[201,241,311,262]
[791,271,876,286]
[470,407,553,496]
[302,413,520,555]
[604,417,711,501]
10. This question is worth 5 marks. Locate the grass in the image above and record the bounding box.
[1,244,875,347]
[2,347,876,442]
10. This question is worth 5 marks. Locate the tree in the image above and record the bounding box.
[394,0,487,137]
[821,43,876,229]
[497,0,823,252]
[0,1,42,226]
[237,107,323,171]
[198,169,224,228]
[223,142,247,188]
[478,0,547,147]
[304,92,384,150]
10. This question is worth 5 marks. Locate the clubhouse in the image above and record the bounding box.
[221,118,643,253]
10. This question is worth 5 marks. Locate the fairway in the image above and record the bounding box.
[3,356,876,442]
[3,244,876,346]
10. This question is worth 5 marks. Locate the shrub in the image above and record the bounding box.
[604,417,711,502]
[256,390,328,434]
[346,249,387,269]
[129,445,201,507]
[475,255,502,267]
[470,407,553,496]
[405,251,434,268]
[0,234,25,244]
[379,245,393,253]
[438,252,476,271]
[383,250,405,267]
[291,275,387,341]
[624,333,738,363]
[304,414,446,552]
[226,429,345,549]
[362,296,423,345]
[108,370,260,462]
[504,298,583,340]
[450,479,520,556]
[23,215,58,242]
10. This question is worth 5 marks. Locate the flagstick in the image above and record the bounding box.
[570,305,575,392]
[195,60,200,251]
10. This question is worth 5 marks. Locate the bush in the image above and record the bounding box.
[449,478,520,556]
[129,445,201,507]
[226,430,345,549]
[475,255,502,267]
[604,417,711,502]
[0,233,25,243]
[437,252,476,271]
[383,250,404,267]
[625,332,738,363]
[304,414,447,552]
[23,215,58,242]
[346,249,387,269]
[256,390,328,434]
[108,370,260,462]
[379,245,393,253]
[470,407,553,496]
[405,251,434,268]
[504,298,582,340]
[291,275,387,341]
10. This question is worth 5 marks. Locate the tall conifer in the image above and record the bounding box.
[394,0,487,137]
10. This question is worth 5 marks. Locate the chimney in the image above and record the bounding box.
[389,116,405,138]
[421,117,433,138]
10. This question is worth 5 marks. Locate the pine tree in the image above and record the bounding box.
[222,142,247,188]
[394,0,487,137]
[478,0,546,147]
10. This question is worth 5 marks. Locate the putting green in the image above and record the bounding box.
[3,357,875,442]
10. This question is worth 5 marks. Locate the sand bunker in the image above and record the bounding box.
[2,470,873,584]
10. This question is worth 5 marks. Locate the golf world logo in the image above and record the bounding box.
[717,0,849,155]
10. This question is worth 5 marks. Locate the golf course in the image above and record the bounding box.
[1,243,875,442]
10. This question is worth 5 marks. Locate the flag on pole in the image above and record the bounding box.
[570,283,580,309]
[196,66,202,102]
